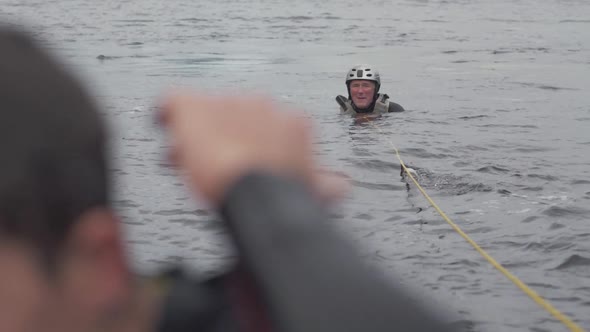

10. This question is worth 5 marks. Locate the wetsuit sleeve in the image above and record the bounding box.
[388,101,405,112]
[156,269,239,332]
[220,172,456,332]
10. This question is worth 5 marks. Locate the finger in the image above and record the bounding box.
[157,91,206,127]
[155,95,171,126]
[166,143,180,167]
[156,91,188,126]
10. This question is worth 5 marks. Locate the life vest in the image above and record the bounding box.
[338,93,390,115]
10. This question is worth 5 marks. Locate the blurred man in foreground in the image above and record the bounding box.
[0,27,454,332]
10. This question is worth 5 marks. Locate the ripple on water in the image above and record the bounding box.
[346,158,399,171]
[350,179,405,191]
[560,19,590,23]
[448,319,477,332]
[524,240,575,252]
[438,274,469,282]
[353,213,374,221]
[402,148,451,159]
[521,186,544,192]
[114,199,141,208]
[553,254,590,270]
[432,181,492,196]
[465,226,495,234]
[490,240,522,249]
[153,209,210,217]
[446,258,481,269]
[198,222,226,232]
[476,165,510,174]
[458,114,491,120]
[535,84,577,91]
[528,282,560,290]
[527,173,559,181]
[548,222,566,230]
[542,205,590,218]
[464,145,489,152]
[477,123,539,130]
[406,168,493,195]
[168,218,199,227]
[178,17,211,22]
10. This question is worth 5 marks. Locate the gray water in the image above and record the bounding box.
[2,0,590,330]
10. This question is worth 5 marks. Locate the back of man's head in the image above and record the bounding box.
[0,27,109,268]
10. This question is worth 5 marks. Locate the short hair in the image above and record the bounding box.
[0,27,109,267]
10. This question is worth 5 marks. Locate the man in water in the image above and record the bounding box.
[336,64,405,114]
[0,27,455,332]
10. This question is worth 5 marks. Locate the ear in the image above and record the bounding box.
[60,208,131,312]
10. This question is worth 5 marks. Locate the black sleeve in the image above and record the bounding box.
[156,268,239,332]
[388,102,405,112]
[220,172,456,332]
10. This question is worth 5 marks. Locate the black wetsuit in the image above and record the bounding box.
[388,101,405,113]
[157,173,455,332]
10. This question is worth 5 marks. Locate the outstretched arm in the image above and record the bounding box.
[221,172,453,332]
[159,94,454,332]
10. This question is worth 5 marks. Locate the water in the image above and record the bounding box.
[2,0,590,330]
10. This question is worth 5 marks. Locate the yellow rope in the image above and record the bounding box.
[367,118,584,332]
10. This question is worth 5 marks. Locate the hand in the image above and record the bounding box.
[159,93,347,206]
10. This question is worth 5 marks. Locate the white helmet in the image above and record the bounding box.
[345,65,381,86]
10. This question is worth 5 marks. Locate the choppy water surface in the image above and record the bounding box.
[2,0,590,330]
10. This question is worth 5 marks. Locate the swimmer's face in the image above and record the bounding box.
[349,80,376,110]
